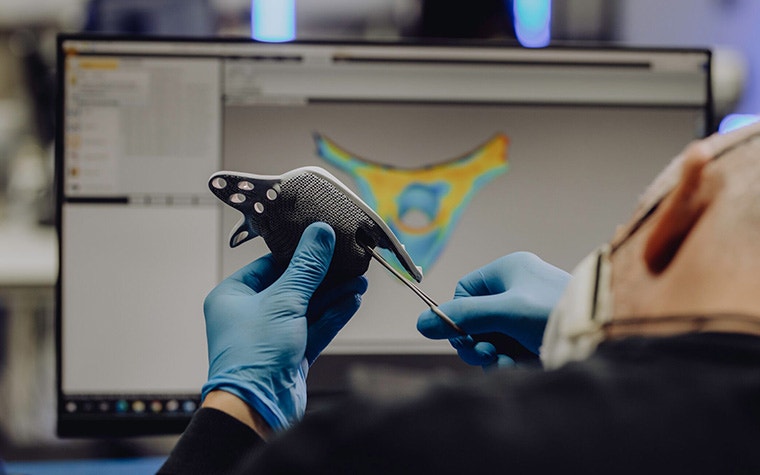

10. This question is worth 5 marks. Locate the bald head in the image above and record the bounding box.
[623,122,760,241]
[708,134,760,245]
[608,121,760,333]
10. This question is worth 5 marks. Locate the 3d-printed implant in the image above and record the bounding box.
[209,166,423,283]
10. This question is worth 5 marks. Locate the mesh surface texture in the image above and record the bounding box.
[213,171,395,282]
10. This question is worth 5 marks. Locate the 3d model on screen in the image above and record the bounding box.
[208,166,423,284]
[314,133,510,272]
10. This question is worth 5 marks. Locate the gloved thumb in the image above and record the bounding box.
[275,222,336,300]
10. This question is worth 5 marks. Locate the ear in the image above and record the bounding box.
[643,147,713,274]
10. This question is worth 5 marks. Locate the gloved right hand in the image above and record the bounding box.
[417,252,569,368]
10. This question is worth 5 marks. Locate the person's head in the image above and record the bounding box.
[609,121,760,336]
[540,121,760,368]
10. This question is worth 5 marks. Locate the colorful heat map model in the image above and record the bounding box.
[314,133,510,275]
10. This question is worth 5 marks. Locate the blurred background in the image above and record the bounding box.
[0,0,757,465]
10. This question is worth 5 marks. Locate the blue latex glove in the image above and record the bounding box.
[417,252,569,368]
[202,222,368,431]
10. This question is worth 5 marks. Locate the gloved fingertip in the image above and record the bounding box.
[447,336,499,366]
[416,310,458,339]
[449,335,471,350]
[345,275,369,296]
[496,354,516,368]
[482,354,516,372]
[297,222,336,259]
[302,221,336,241]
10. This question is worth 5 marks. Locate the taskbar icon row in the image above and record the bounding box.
[62,395,201,416]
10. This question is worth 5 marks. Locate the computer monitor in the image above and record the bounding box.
[55,35,712,436]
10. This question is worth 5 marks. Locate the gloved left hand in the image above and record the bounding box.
[202,222,368,431]
[417,252,569,369]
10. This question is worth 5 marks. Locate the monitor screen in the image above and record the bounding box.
[56,36,711,436]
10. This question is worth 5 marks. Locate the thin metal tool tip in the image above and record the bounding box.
[364,245,465,335]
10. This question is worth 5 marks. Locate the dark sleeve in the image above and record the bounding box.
[234,351,734,474]
[158,408,265,475]
[238,373,543,474]
[161,336,760,474]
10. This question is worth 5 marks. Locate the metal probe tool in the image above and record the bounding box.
[364,245,466,335]
[364,244,539,363]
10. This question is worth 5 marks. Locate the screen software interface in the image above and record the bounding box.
[57,37,710,435]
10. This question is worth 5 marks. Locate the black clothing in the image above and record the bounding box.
[160,333,760,474]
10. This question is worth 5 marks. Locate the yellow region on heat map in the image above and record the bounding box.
[315,132,510,273]
[317,133,509,235]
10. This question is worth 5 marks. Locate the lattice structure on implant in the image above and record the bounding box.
[209,167,418,282]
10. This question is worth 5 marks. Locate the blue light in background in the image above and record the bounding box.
[719,114,760,134]
[513,0,552,48]
[251,0,296,42]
